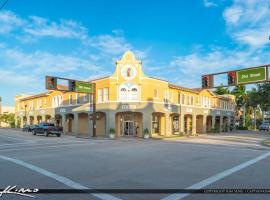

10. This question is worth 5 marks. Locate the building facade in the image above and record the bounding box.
[15,51,235,137]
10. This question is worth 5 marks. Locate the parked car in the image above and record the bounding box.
[259,122,270,131]
[29,125,38,132]
[22,125,31,132]
[32,123,62,137]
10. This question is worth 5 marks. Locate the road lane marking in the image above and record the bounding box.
[0,140,89,148]
[0,155,122,200]
[0,143,93,152]
[0,134,34,142]
[0,142,35,147]
[164,141,268,151]
[162,151,270,200]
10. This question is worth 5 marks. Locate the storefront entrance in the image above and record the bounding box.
[123,121,134,136]
[115,112,142,137]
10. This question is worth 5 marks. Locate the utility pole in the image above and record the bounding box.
[242,105,246,127]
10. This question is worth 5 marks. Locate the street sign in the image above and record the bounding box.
[237,67,267,84]
[75,81,94,93]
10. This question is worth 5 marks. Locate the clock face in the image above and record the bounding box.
[121,64,137,80]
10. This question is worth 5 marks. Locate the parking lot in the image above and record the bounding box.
[0,128,270,200]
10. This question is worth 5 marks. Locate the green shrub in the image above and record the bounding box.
[143,128,149,135]
[237,126,248,130]
[109,128,115,134]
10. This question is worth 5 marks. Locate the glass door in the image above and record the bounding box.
[123,121,134,136]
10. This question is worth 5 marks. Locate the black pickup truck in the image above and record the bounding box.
[32,123,62,137]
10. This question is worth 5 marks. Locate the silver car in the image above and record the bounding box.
[259,122,270,131]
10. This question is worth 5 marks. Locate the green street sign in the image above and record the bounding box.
[237,67,267,84]
[75,81,94,93]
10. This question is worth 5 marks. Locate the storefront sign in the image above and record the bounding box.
[122,104,136,109]
[186,108,193,113]
[237,67,267,84]
[216,111,221,115]
[203,110,209,114]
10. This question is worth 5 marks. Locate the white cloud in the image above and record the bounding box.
[223,6,243,25]
[0,69,37,86]
[90,34,132,55]
[24,16,88,40]
[0,47,101,74]
[203,0,218,8]
[223,0,270,48]
[0,10,88,41]
[0,10,25,34]
[0,10,148,60]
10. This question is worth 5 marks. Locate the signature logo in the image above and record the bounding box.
[0,186,39,198]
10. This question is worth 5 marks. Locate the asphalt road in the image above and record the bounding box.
[0,129,270,200]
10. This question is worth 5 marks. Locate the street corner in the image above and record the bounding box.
[262,138,270,147]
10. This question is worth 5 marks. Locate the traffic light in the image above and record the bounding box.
[228,71,236,85]
[202,76,208,88]
[69,80,76,91]
[46,76,57,90]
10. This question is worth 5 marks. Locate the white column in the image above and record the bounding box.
[212,115,216,129]
[180,114,184,134]
[228,116,231,132]
[41,115,45,122]
[192,114,196,135]
[74,113,79,137]
[165,113,170,136]
[220,116,223,133]
[143,112,151,137]
[26,116,30,125]
[202,115,207,133]
[61,114,66,134]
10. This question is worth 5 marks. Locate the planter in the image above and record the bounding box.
[109,133,115,139]
[143,134,150,139]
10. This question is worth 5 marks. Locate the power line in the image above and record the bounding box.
[0,0,9,10]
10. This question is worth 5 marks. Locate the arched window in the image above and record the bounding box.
[120,87,128,100]
[131,88,138,100]
[119,83,139,101]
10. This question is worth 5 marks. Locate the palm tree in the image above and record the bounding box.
[246,87,261,129]
[231,85,248,127]
[214,85,230,95]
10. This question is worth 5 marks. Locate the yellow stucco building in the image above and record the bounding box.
[15,51,235,138]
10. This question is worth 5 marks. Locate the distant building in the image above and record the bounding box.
[0,105,15,128]
[1,106,15,114]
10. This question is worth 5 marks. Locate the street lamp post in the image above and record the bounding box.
[24,105,27,125]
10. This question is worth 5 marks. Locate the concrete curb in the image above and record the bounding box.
[261,139,270,148]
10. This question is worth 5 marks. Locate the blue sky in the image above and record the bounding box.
[1,0,270,106]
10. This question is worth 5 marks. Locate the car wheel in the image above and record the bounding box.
[57,134,61,137]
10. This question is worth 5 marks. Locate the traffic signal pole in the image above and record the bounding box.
[92,83,97,137]
[202,64,270,89]
[45,76,97,138]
